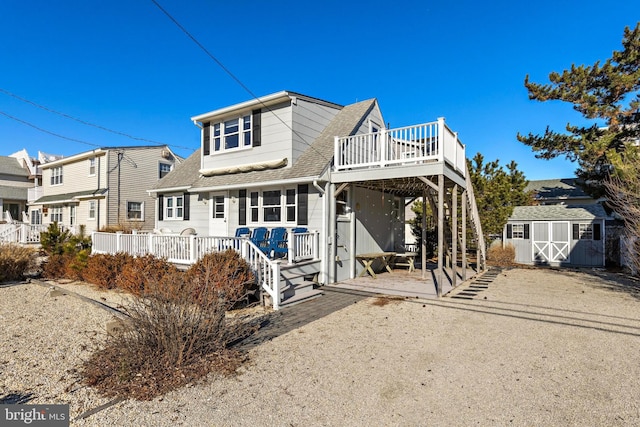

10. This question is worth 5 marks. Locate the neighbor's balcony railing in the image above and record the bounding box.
[334,117,466,177]
[28,187,43,202]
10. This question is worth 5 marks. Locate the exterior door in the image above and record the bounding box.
[532,221,570,263]
[209,193,227,237]
[335,217,352,282]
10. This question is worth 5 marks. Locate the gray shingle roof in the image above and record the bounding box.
[0,186,28,200]
[510,204,607,221]
[525,178,591,200]
[32,188,108,204]
[153,98,377,191]
[0,156,29,178]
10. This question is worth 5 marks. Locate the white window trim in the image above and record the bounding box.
[165,195,184,220]
[578,223,593,240]
[88,200,96,220]
[51,166,63,186]
[512,223,525,239]
[247,187,297,224]
[210,114,253,155]
[88,158,96,176]
[50,205,63,224]
[126,201,144,221]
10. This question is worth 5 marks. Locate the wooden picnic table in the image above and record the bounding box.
[356,252,396,279]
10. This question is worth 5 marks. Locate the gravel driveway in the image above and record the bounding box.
[1,267,639,426]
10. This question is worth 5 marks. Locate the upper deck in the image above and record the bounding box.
[332,117,466,188]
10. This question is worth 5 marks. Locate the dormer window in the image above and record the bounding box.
[203,110,261,155]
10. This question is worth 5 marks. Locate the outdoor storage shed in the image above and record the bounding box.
[503,204,607,267]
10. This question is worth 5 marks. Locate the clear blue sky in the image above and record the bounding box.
[1,1,638,180]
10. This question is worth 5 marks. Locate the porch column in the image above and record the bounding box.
[328,183,337,284]
[437,175,444,297]
[452,184,458,289]
[421,189,427,280]
[462,189,467,281]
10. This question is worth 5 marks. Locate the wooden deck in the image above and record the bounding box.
[326,261,479,299]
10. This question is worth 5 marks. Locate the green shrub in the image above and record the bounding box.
[0,244,37,282]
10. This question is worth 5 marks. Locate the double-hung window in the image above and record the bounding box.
[88,158,96,175]
[88,201,96,220]
[50,205,63,223]
[127,201,143,220]
[159,163,172,179]
[165,195,184,220]
[212,114,252,153]
[246,188,297,224]
[263,190,282,222]
[51,166,63,185]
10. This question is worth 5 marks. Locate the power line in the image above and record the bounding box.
[0,88,197,154]
[149,0,331,162]
[0,88,167,145]
[0,110,101,148]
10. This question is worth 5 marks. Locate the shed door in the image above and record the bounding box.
[532,221,570,263]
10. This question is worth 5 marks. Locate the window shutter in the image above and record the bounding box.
[158,195,164,221]
[297,184,308,226]
[572,224,579,240]
[506,224,512,239]
[183,193,190,220]
[523,224,530,239]
[203,123,210,155]
[252,109,261,147]
[593,222,601,240]
[239,189,247,226]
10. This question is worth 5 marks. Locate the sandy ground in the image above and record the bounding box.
[1,267,639,426]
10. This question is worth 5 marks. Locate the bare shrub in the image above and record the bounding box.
[184,249,257,309]
[81,269,258,400]
[487,244,515,266]
[42,253,73,279]
[115,255,179,296]
[83,253,132,289]
[0,244,37,282]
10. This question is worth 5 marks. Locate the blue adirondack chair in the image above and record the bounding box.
[235,227,251,238]
[250,227,270,253]
[267,227,288,258]
[291,227,308,234]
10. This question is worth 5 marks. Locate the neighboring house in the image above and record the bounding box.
[31,145,181,234]
[503,204,607,267]
[144,90,485,307]
[0,154,32,222]
[525,178,599,205]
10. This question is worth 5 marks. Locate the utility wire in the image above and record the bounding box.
[0,88,166,145]
[0,88,196,153]
[149,0,331,162]
[0,111,101,148]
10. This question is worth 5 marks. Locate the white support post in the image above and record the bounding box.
[313,230,319,260]
[189,235,197,263]
[272,261,281,310]
[437,117,445,163]
[148,233,154,255]
[287,232,294,264]
[380,128,387,166]
[116,231,122,253]
[334,136,340,169]
[437,175,444,297]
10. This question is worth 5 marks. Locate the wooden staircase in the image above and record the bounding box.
[263,259,323,308]
[464,163,486,271]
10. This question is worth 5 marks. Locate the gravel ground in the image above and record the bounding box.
[1,268,640,426]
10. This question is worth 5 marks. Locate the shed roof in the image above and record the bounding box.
[510,204,608,221]
[0,186,28,200]
[525,178,592,201]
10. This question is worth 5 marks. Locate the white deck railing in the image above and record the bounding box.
[0,223,48,244]
[334,118,466,177]
[91,230,320,310]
